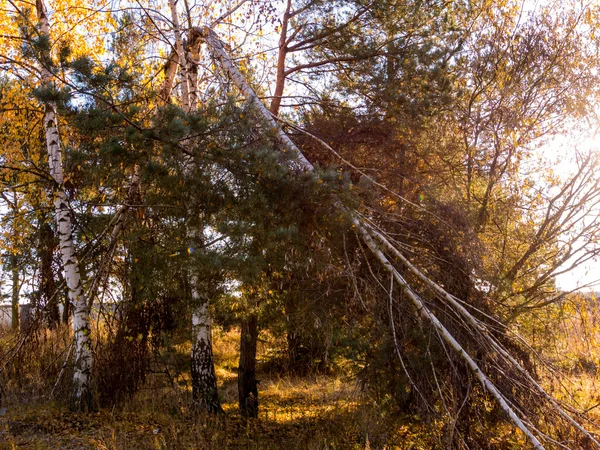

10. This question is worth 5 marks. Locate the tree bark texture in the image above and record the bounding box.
[195,26,314,173]
[191,293,222,413]
[166,8,222,414]
[269,0,291,116]
[168,0,191,112]
[238,312,258,417]
[36,0,93,412]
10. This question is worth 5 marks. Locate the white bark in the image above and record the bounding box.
[160,49,180,103]
[190,278,221,412]
[273,122,600,444]
[36,0,92,411]
[168,0,191,113]
[366,219,600,446]
[354,221,545,449]
[165,16,222,412]
[185,38,201,111]
[187,228,221,411]
[193,26,314,173]
[197,26,556,448]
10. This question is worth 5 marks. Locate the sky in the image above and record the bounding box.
[545,128,600,292]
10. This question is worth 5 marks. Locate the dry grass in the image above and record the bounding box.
[0,326,410,449]
[0,323,586,449]
[529,296,600,418]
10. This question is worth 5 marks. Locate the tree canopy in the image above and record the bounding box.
[2,0,600,448]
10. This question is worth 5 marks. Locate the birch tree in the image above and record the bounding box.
[35,0,93,412]
[161,0,223,412]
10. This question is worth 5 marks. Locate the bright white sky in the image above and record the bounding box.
[545,129,600,292]
[520,1,600,293]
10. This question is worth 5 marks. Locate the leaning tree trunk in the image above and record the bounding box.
[36,0,93,412]
[238,311,258,417]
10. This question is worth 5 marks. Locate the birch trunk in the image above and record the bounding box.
[191,284,222,413]
[187,220,220,414]
[48,95,93,413]
[160,49,180,103]
[168,0,191,112]
[195,27,313,173]
[197,26,549,448]
[185,39,201,111]
[36,0,93,412]
[166,10,222,413]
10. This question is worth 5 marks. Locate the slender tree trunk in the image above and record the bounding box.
[62,295,70,324]
[269,0,292,116]
[36,0,93,412]
[197,26,313,172]
[191,289,222,413]
[156,19,224,414]
[39,221,60,328]
[166,9,223,413]
[186,39,201,111]
[51,122,92,412]
[86,170,141,310]
[160,50,180,103]
[476,144,501,232]
[59,268,70,325]
[10,254,19,331]
[50,101,93,414]
[238,312,258,417]
[168,0,191,112]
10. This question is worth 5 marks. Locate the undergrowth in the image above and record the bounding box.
[0,323,576,449]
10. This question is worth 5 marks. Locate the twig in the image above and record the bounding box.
[50,343,73,399]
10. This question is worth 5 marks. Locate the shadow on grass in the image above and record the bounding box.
[0,396,426,450]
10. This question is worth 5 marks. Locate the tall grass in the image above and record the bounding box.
[2,317,592,449]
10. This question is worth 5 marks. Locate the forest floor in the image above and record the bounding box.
[0,328,428,450]
[0,326,586,449]
[0,378,395,450]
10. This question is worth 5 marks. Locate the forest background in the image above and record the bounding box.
[2,0,600,448]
